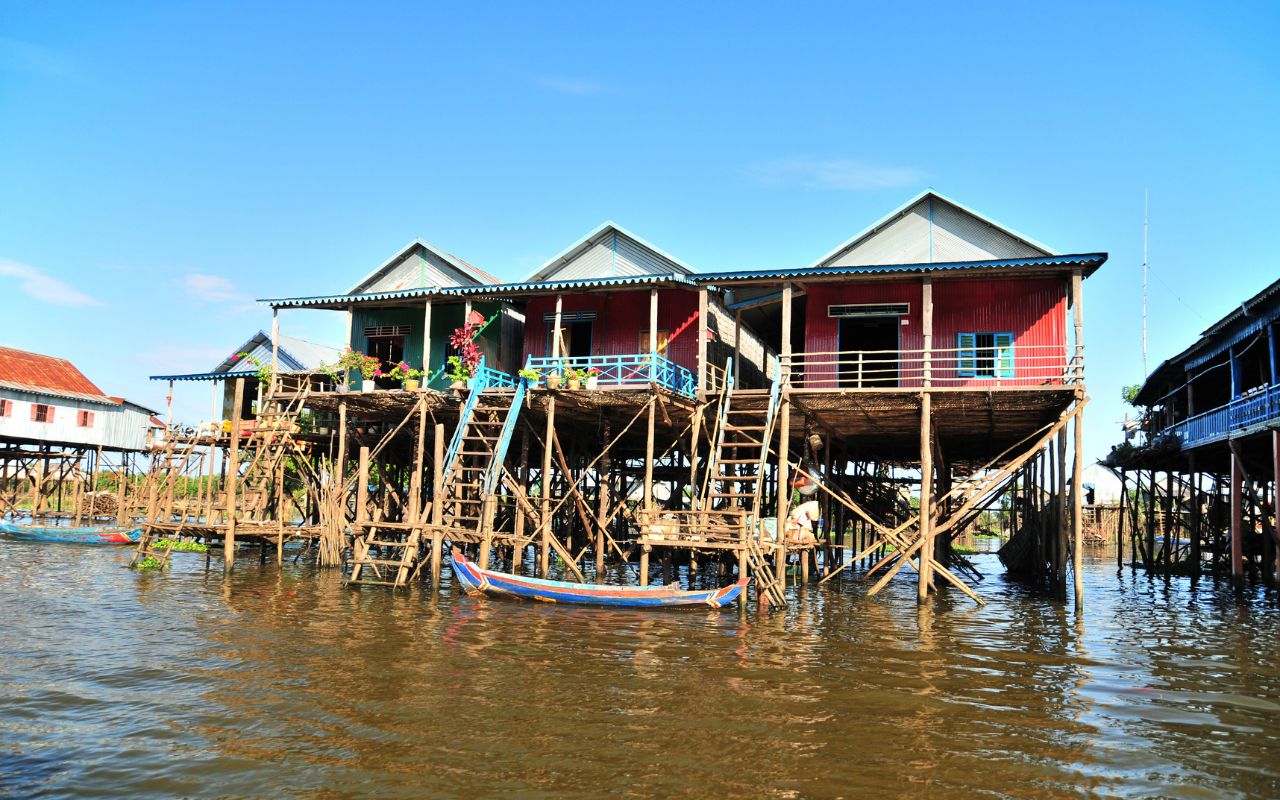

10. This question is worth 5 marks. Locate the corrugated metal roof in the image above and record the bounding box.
[347,238,499,294]
[695,253,1107,284]
[261,274,697,308]
[0,346,111,402]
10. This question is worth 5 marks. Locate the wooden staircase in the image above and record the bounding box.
[130,435,204,568]
[440,381,526,542]
[237,385,312,521]
[701,366,786,603]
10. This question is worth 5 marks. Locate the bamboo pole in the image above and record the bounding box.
[1071,408,1084,608]
[225,377,246,570]
[431,422,444,586]
[540,397,556,577]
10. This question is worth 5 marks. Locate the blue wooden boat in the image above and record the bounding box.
[0,520,142,545]
[451,548,747,608]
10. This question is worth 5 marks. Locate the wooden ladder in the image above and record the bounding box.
[346,513,426,588]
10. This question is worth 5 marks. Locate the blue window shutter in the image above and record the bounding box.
[957,333,976,377]
[995,333,1015,378]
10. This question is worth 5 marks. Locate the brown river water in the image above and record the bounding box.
[2,542,1279,799]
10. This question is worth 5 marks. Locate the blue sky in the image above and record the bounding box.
[1,0,1277,462]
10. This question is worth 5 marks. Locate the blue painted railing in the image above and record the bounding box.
[525,353,697,398]
[1166,383,1280,448]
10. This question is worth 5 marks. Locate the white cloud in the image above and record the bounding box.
[748,158,928,191]
[183,272,256,311]
[535,75,606,95]
[0,258,101,306]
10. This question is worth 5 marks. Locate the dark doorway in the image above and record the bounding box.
[548,320,593,358]
[837,316,899,387]
[367,334,406,388]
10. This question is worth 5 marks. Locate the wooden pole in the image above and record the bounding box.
[649,287,659,360]
[540,397,556,577]
[552,294,563,360]
[1071,406,1084,608]
[1056,427,1068,598]
[921,276,933,388]
[356,446,370,524]
[733,309,743,389]
[918,391,933,602]
[271,308,280,392]
[1231,443,1244,578]
[422,299,433,376]
[697,286,708,398]
[776,281,793,594]
[1274,430,1280,582]
[409,400,427,523]
[225,377,246,570]
[644,397,656,511]
[597,422,611,578]
[431,422,445,586]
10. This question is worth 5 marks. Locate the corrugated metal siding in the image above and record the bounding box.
[826,199,1045,267]
[0,389,151,451]
[524,290,700,369]
[802,277,1066,387]
[540,232,680,282]
[354,246,482,293]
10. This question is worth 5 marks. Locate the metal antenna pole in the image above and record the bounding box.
[1142,188,1149,376]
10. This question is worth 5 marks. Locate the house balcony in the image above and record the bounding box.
[525,353,698,398]
[1163,383,1280,450]
[781,345,1083,390]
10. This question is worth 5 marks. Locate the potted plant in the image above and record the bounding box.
[584,367,601,390]
[327,349,380,392]
[446,355,473,390]
[518,367,542,388]
[385,361,423,391]
[544,370,561,390]
[565,367,583,391]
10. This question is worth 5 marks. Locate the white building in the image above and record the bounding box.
[0,345,162,452]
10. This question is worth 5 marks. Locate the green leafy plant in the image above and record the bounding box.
[231,352,274,385]
[153,538,209,552]
[135,556,166,571]
[446,355,474,383]
[1121,384,1142,406]
[518,367,542,381]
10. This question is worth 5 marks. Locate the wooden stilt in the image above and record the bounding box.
[431,422,444,587]
[225,377,246,570]
[1231,442,1244,578]
[540,397,556,577]
[918,391,933,602]
[1071,405,1084,608]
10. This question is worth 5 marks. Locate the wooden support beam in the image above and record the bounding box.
[697,286,708,398]
[540,397,556,577]
[918,391,933,602]
[225,377,246,570]
[356,446,370,524]
[422,299,433,375]
[431,422,444,586]
[271,308,280,392]
[552,294,563,359]
[1231,441,1244,578]
[1071,409,1084,608]
[410,399,427,523]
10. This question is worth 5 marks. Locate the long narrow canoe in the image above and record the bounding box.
[0,520,142,545]
[451,548,747,608]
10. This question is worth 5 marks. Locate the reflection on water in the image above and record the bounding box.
[1,543,1278,799]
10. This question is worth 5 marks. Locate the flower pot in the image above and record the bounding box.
[567,379,581,390]
[450,380,466,390]
[524,378,539,389]
[335,384,350,394]
[545,374,561,390]
[360,382,375,393]
[403,378,420,392]
[318,427,330,435]
[585,376,599,390]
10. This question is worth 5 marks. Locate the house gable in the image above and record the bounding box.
[349,240,497,294]
[526,222,695,283]
[813,191,1056,268]
[210,332,340,375]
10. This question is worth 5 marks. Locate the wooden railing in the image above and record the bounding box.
[780,345,1082,389]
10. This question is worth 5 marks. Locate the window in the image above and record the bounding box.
[31,403,53,423]
[77,410,95,428]
[0,399,11,417]
[639,329,671,355]
[957,332,1015,378]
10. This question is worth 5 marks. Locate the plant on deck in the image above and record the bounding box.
[231,352,274,385]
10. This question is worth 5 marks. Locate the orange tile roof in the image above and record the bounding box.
[0,345,109,401]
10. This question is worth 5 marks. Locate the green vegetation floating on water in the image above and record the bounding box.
[135,556,166,571]
[154,538,208,552]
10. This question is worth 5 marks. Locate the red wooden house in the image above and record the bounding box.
[701,192,1103,392]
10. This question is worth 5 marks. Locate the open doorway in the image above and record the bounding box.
[366,330,406,388]
[837,316,899,387]
[548,319,593,358]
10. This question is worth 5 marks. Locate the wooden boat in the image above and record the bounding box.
[451,548,747,608]
[0,519,142,545]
